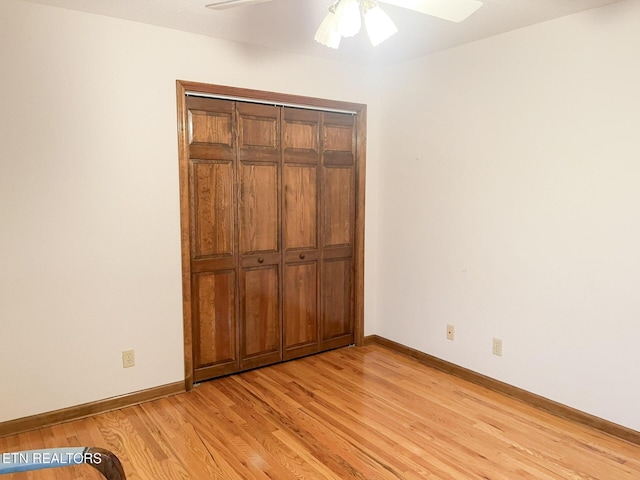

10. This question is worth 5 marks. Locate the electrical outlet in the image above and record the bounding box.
[122,350,135,368]
[492,338,502,357]
[446,324,455,341]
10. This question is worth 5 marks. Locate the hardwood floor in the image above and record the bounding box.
[2,345,639,479]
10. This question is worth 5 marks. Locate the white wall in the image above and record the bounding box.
[0,0,380,422]
[3,0,637,434]
[377,0,640,431]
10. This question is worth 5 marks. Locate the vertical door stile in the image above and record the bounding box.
[315,110,323,355]
[278,108,286,360]
[318,111,326,348]
[277,108,284,364]
[350,113,357,340]
[232,101,241,375]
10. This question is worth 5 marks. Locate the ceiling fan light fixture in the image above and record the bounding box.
[364,5,397,46]
[335,0,362,38]
[314,11,342,49]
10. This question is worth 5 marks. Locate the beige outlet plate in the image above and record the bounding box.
[492,338,503,356]
[446,324,455,341]
[122,350,135,368]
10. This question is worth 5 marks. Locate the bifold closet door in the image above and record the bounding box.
[281,109,356,357]
[282,108,321,360]
[321,112,356,350]
[187,97,240,382]
[237,102,283,370]
[185,95,357,382]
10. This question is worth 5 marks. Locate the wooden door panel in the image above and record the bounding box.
[194,272,237,369]
[324,124,352,152]
[192,162,234,259]
[239,164,279,254]
[241,117,277,148]
[190,111,232,146]
[284,165,317,251]
[284,262,318,351]
[241,266,281,365]
[322,259,352,342]
[187,97,235,161]
[323,167,353,247]
[284,121,317,150]
[283,109,320,164]
[323,113,355,166]
[237,103,280,162]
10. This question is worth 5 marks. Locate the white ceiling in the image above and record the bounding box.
[22,0,621,64]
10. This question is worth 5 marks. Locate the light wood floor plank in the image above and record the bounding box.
[1,345,639,479]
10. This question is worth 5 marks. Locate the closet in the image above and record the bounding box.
[177,83,365,384]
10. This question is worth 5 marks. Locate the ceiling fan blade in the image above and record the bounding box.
[379,0,483,22]
[205,0,272,10]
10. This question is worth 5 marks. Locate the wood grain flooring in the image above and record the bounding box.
[1,345,639,479]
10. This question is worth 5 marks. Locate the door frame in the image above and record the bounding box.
[176,80,367,390]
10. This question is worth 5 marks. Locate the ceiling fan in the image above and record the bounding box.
[206,0,483,48]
